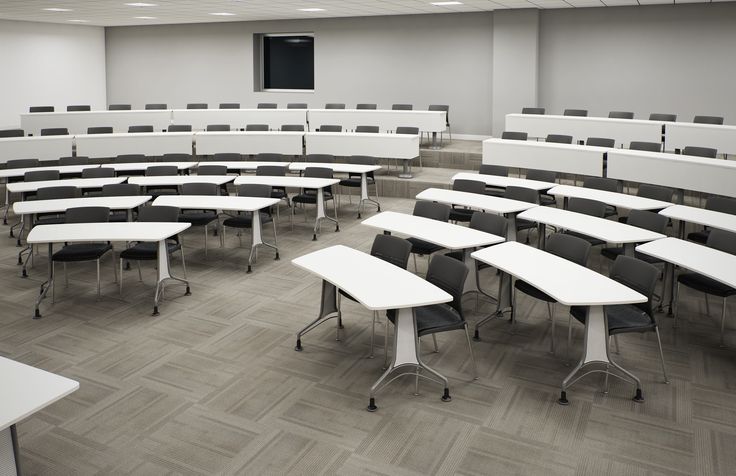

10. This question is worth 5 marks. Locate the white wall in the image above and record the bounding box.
[0,20,107,130]
[105,14,494,135]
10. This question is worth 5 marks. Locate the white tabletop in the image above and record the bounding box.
[233,175,340,188]
[0,164,99,179]
[106,161,197,172]
[0,356,79,431]
[75,132,194,158]
[548,184,672,211]
[153,195,280,212]
[127,175,235,186]
[289,162,381,174]
[636,237,736,289]
[665,121,736,156]
[307,109,446,133]
[472,242,646,306]
[203,161,291,171]
[27,222,191,244]
[13,195,151,215]
[659,205,736,234]
[518,206,665,244]
[451,172,556,191]
[6,176,127,193]
[415,187,539,215]
[292,245,452,311]
[361,211,505,250]
[20,109,172,135]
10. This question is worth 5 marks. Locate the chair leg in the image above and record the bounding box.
[567,314,573,363]
[432,333,439,353]
[613,334,621,354]
[412,254,418,274]
[673,283,681,328]
[64,262,68,287]
[96,259,101,299]
[119,258,124,295]
[463,324,479,380]
[52,261,56,303]
[654,327,669,384]
[720,297,727,348]
[547,302,555,354]
[137,261,143,281]
[180,247,188,279]
[204,225,208,258]
[111,251,117,283]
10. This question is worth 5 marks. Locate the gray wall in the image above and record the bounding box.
[105,14,494,135]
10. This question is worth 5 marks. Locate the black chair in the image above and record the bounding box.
[479,164,508,197]
[219,103,240,109]
[618,185,673,224]
[338,155,380,218]
[304,154,334,163]
[197,164,227,176]
[67,105,91,112]
[119,205,185,294]
[287,103,307,109]
[586,137,615,148]
[4,159,38,225]
[546,134,573,144]
[178,183,220,257]
[318,125,342,132]
[356,103,377,110]
[281,124,304,131]
[649,113,677,122]
[0,129,24,137]
[570,255,668,382]
[504,186,539,242]
[501,131,528,141]
[33,186,79,226]
[82,167,115,178]
[206,124,230,131]
[563,109,588,117]
[51,206,113,299]
[448,179,486,223]
[406,201,450,272]
[563,197,608,247]
[682,146,718,159]
[108,104,131,110]
[212,152,242,163]
[162,152,193,163]
[693,115,724,125]
[325,103,345,109]
[675,229,736,347]
[30,106,54,113]
[583,176,620,217]
[527,169,557,206]
[687,196,736,244]
[222,184,278,261]
[355,125,379,133]
[144,165,179,198]
[428,104,451,144]
[291,167,337,225]
[87,126,113,134]
[257,103,277,109]
[603,210,669,263]
[128,125,154,133]
[392,104,412,111]
[102,183,141,222]
[145,104,167,110]
[609,111,634,119]
[168,124,192,132]
[514,233,591,353]
[396,126,422,167]
[22,170,60,201]
[256,165,290,212]
[255,153,287,163]
[40,128,69,136]
[630,141,662,152]
[387,254,477,380]
[521,107,545,115]
[186,103,207,109]
[59,156,90,166]
[245,124,269,131]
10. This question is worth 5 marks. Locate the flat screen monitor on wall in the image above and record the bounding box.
[261,34,314,91]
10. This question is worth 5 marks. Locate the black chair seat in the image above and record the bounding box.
[515,280,555,303]
[484,187,505,197]
[604,205,617,218]
[516,218,537,231]
[564,231,605,247]
[339,177,374,188]
[119,241,181,261]
[570,304,655,335]
[222,212,272,228]
[388,303,464,336]
[108,211,130,222]
[271,189,288,199]
[600,246,663,264]
[687,230,709,244]
[52,243,111,262]
[407,237,443,255]
[449,208,474,222]
[292,192,333,204]
[34,215,65,226]
[179,211,217,226]
[539,195,556,207]
[678,272,736,297]
[445,250,490,270]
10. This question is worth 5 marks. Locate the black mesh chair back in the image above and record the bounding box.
[583,176,619,192]
[469,212,508,238]
[392,104,413,111]
[305,154,334,163]
[168,124,192,132]
[611,255,659,315]
[708,229,736,255]
[108,104,131,110]
[40,128,69,136]
[256,165,287,176]
[145,104,167,110]
[370,234,412,269]
[65,206,110,223]
[706,196,736,215]
[187,103,207,109]
[546,134,573,144]
[197,165,227,175]
[637,184,674,202]
[8,159,39,169]
[426,254,468,317]
[563,109,588,117]
[287,103,307,109]
[206,124,230,131]
[357,103,377,110]
[527,169,557,183]
[479,164,508,176]
[682,146,718,158]
[304,167,333,179]
[325,103,345,109]
[213,152,241,162]
[162,153,193,162]
[128,125,154,133]
[452,179,485,195]
[521,107,544,114]
[87,126,113,134]
[586,137,615,148]
[413,201,450,222]
[255,153,286,162]
[82,167,115,178]
[546,233,591,266]
[0,129,24,138]
[181,182,218,196]
[30,106,54,113]
[67,105,91,112]
[281,124,304,131]
[501,131,528,141]
[348,155,377,166]
[428,105,450,125]
[318,125,342,132]
[245,124,269,131]
[257,103,277,109]
[395,126,419,135]
[627,210,668,234]
[145,166,178,176]
[568,197,607,218]
[237,184,272,198]
[59,156,89,166]
[693,115,724,125]
[25,170,59,182]
[138,205,180,222]
[36,186,78,201]
[649,113,676,122]
[102,183,140,196]
[355,125,379,133]
[609,111,634,119]
[629,141,661,152]
[219,103,240,109]
[504,186,539,204]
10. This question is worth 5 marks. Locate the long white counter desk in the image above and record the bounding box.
[665,122,736,156]
[20,110,172,136]
[172,109,307,131]
[194,131,304,156]
[308,108,446,134]
[482,138,609,177]
[75,132,194,158]
[0,135,74,164]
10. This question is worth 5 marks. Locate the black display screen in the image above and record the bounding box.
[263,35,314,90]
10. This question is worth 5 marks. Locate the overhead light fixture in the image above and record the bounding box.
[209,12,236,16]
[43,7,73,12]
[67,19,89,22]
[431,1,463,5]
[298,8,326,12]
[134,16,157,19]
[125,2,158,6]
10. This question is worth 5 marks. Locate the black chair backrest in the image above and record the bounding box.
[412,201,450,222]
[40,128,69,136]
[257,103,277,109]
[501,131,528,141]
[452,179,485,195]
[428,105,450,124]
[145,104,167,110]
[87,126,113,134]
[162,153,193,162]
[256,165,287,176]
[138,205,179,222]
[303,167,333,179]
[0,129,24,138]
[197,165,227,175]
[521,107,544,115]
[348,155,377,166]
[609,111,634,119]
[583,176,619,193]
[526,169,557,183]
[206,124,230,131]
[212,152,241,162]
[305,154,334,163]
[610,255,659,316]
[546,232,591,266]
[67,105,91,112]
[504,186,538,204]
[318,125,342,132]
[8,159,39,169]
[586,137,615,148]
[168,124,192,132]
[693,115,724,125]
[649,113,676,122]
[108,104,131,110]
[568,197,607,218]
[637,184,674,202]
[187,103,207,109]
[392,104,412,111]
[36,186,78,201]
[116,154,146,163]
[355,125,379,133]
[706,196,736,215]
[181,182,217,195]
[59,156,89,166]
[102,183,140,196]
[682,146,718,158]
[246,124,269,131]
[370,234,412,269]
[30,106,54,113]
[25,170,59,182]
[281,124,304,131]
[395,126,419,135]
[627,210,668,234]
[357,103,377,110]
[479,164,508,177]
[128,125,154,133]
[563,109,588,117]
[546,134,573,144]
[469,212,508,238]
[65,206,110,223]
[426,254,468,318]
[629,141,662,152]
[287,103,307,109]
[237,183,272,198]
[325,103,345,109]
[219,103,240,109]
[82,167,115,178]
[145,165,178,176]
[708,229,736,255]
[255,153,286,162]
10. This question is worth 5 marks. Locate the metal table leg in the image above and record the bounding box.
[34,243,54,318]
[398,159,414,179]
[152,238,191,316]
[247,209,279,273]
[358,172,380,218]
[312,188,339,241]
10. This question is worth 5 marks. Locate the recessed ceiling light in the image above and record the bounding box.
[431,1,463,5]
[209,12,236,16]
[43,7,73,12]
[298,8,326,12]
[67,19,89,22]
[125,2,158,6]
[134,16,157,19]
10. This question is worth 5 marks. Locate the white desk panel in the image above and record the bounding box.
[0,136,74,164]
[6,177,126,194]
[14,196,151,215]
[289,162,381,174]
[548,185,672,211]
[482,138,609,177]
[505,113,663,147]
[75,132,193,158]
[659,205,736,234]
[305,132,419,159]
[194,131,304,156]
[665,122,736,156]
[307,109,446,133]
[0,164,97,179]
[172,109,307,131]
[20,110,172,136]
[451,172,556,191]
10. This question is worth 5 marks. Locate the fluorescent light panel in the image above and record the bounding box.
[43,7,73,12]
[431,1,463,5]
[299,8,326,12]
[209,12,236,15]
[125,2,158,6]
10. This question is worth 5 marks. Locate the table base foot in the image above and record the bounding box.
[558,391,569,405]
[295,338,303,351]
[367,397,377,412]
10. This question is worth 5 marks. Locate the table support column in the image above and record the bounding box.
[153,238,190,316]
[248,209,279,273]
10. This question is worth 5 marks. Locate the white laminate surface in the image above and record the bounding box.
[289,162,381,174]
[548,184,672,211]
[233,176,339,189]
[203,161,291,171]
[482,138,609,177]
[0,164,99,179]
[106,161,197,172]
[19,110,172,136]
[307,109,446,133]
[153,195,280,212]
[0,135,74,164]
[127,175,234,186]
[666,122,736,156]
[304,132,419,159]
[194,131,304,156]
[659,205,736,234]
[13,196,151,215]
[75,132,194,158]
[6,176,127,193]
[415,188,538,215]
[172,109,308,131]
[451,172,556,191]
[27,222,191,244]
